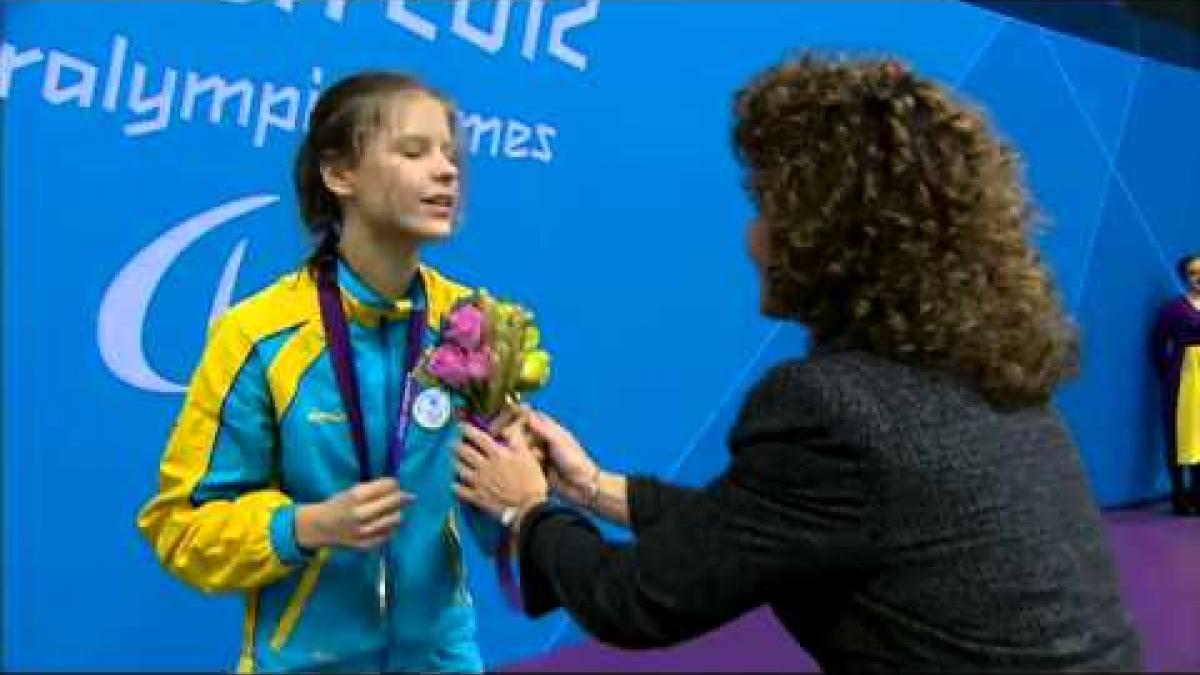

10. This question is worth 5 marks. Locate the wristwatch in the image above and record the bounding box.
[502,495,548,530]
[500,505,520,529]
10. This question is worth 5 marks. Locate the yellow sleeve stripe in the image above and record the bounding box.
[267,322,326,424]
[237,590,261,674]
[232,271,319,337]
[268,547,332,651]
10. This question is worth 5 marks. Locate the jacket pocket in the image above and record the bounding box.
[269,547,331,651]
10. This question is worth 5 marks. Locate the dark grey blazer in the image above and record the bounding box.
[517,347,1141,672]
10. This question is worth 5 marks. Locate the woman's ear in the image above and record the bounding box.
[320,157,357,200]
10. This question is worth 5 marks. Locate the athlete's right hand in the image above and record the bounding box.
[295,478,414,550]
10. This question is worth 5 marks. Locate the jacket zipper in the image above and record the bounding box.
[378,317,394,669]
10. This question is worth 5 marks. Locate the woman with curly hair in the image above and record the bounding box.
[452,54,1141,671]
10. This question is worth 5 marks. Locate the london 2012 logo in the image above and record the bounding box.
[96,194,278,394]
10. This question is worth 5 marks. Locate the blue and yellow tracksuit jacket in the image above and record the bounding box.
[137,261,505,673]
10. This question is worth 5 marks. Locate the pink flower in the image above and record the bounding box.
[426,345,472,388]
[464,349,492,382]
[444,304,485,350]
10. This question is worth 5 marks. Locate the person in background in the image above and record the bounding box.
[1151,252,1200,516]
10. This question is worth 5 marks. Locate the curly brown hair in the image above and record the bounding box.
[733,53,1078,408]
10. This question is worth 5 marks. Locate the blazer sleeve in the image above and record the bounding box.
[626,475,700,534]
[516,363,873,648]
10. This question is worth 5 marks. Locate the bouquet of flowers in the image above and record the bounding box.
[413,289,550,610]
[415,289,551,430]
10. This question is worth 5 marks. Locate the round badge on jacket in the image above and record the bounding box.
[413,387,452,430]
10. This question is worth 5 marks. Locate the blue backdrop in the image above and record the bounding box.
[3,0,1198,671]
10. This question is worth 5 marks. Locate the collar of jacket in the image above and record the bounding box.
[282,261,472,332]
[335,258,422,328]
